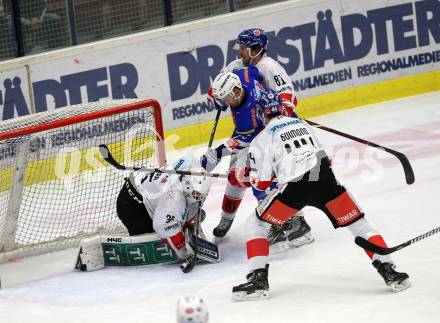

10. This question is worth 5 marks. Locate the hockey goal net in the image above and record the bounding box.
[0,99,166,262]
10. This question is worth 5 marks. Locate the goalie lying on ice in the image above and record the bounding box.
[118,156,213,273]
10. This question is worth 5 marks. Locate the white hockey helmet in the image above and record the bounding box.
[181,174,212,204]
[176,296,209,323]
[211,72,242,101]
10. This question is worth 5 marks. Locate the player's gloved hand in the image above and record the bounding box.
[200,144,225,172]
[180,254,197,273]
[281,104,297,118]
[213,98,228,111]
[200,149,219,172]
[252,182,277,201]
[208,86,228,111]
[228,167,251,188]
[226,138,247,151]
[279,92,298,117]
[252,186,267,201]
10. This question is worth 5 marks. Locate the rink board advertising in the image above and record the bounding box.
[0,0,439,146]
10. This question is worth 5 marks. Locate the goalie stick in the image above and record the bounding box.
[355,225,440,255]
[184,215,221,264]
[305,119,415,185]
[183,107,222,269]
[99,144,228,179]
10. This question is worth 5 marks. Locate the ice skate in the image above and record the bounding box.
[373,260,411,292]
[213,217,234,238]
[232,265,269,301]
[268,216,314,250]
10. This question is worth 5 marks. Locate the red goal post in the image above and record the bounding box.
[0,99,166,262]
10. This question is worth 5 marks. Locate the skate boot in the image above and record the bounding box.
[268,216,314,249]
[373,260,411,292]
[267,224,288,249]
[213,217,234,238]
[286,216,314,247]
[232,264,269,301]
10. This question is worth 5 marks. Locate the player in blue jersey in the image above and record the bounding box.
[201,67,313,249]
[201,66,266,238]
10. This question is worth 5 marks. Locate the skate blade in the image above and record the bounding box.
[213,236,226,244]
[390,278,411,293]
[232,290,270,301]
[270,241,291,254]
[288,232,315,248]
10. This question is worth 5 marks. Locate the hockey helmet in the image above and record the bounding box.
[261,90,283,117]
[181,174,212,204]
[235,28,268,51]
[176,296,209,323]
[211,72,242,101]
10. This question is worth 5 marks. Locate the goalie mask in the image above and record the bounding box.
[176,296,209,323]
[181,175,212,205]
[211,72,242,103]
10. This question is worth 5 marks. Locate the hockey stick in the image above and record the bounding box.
[208,108,222,149]
[188,107,221,264]
[99,144,228,179]
[193,201,201,260]
[305,119,415,185]
[355,225,440,255]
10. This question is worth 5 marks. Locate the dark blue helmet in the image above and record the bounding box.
[236,28,268,51]
[260,90,283,117]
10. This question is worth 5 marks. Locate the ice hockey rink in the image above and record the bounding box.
[0,91,439,323]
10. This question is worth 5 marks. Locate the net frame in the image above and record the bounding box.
[0,99,165,262]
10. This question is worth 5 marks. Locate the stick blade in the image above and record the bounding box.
[398,153,415,185]
[354,237,393,255]
[98,144,109,159]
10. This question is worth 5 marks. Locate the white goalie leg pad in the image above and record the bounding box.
[75,236,104,272]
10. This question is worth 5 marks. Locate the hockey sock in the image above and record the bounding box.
[247,238,269,271]
[221,195,242,220]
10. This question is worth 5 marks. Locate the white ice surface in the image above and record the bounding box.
[1,92,439,323]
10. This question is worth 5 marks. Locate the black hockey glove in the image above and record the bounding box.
[180,254,197,273]
[213,98,228,111]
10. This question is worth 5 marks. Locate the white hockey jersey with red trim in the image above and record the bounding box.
[223,56,297,109]
[130,157,199,239]
[248,116,322,188]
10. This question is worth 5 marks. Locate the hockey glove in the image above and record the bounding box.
[228,167,251,188]
[252,182,277,201]
[279,92,298,117]
[213,98,228,111]
[200,144,225,172]
[180,254,197,273]
[208,86,228,111]
[252,186,267,201]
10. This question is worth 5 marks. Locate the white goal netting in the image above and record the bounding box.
[0,99,165,261]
